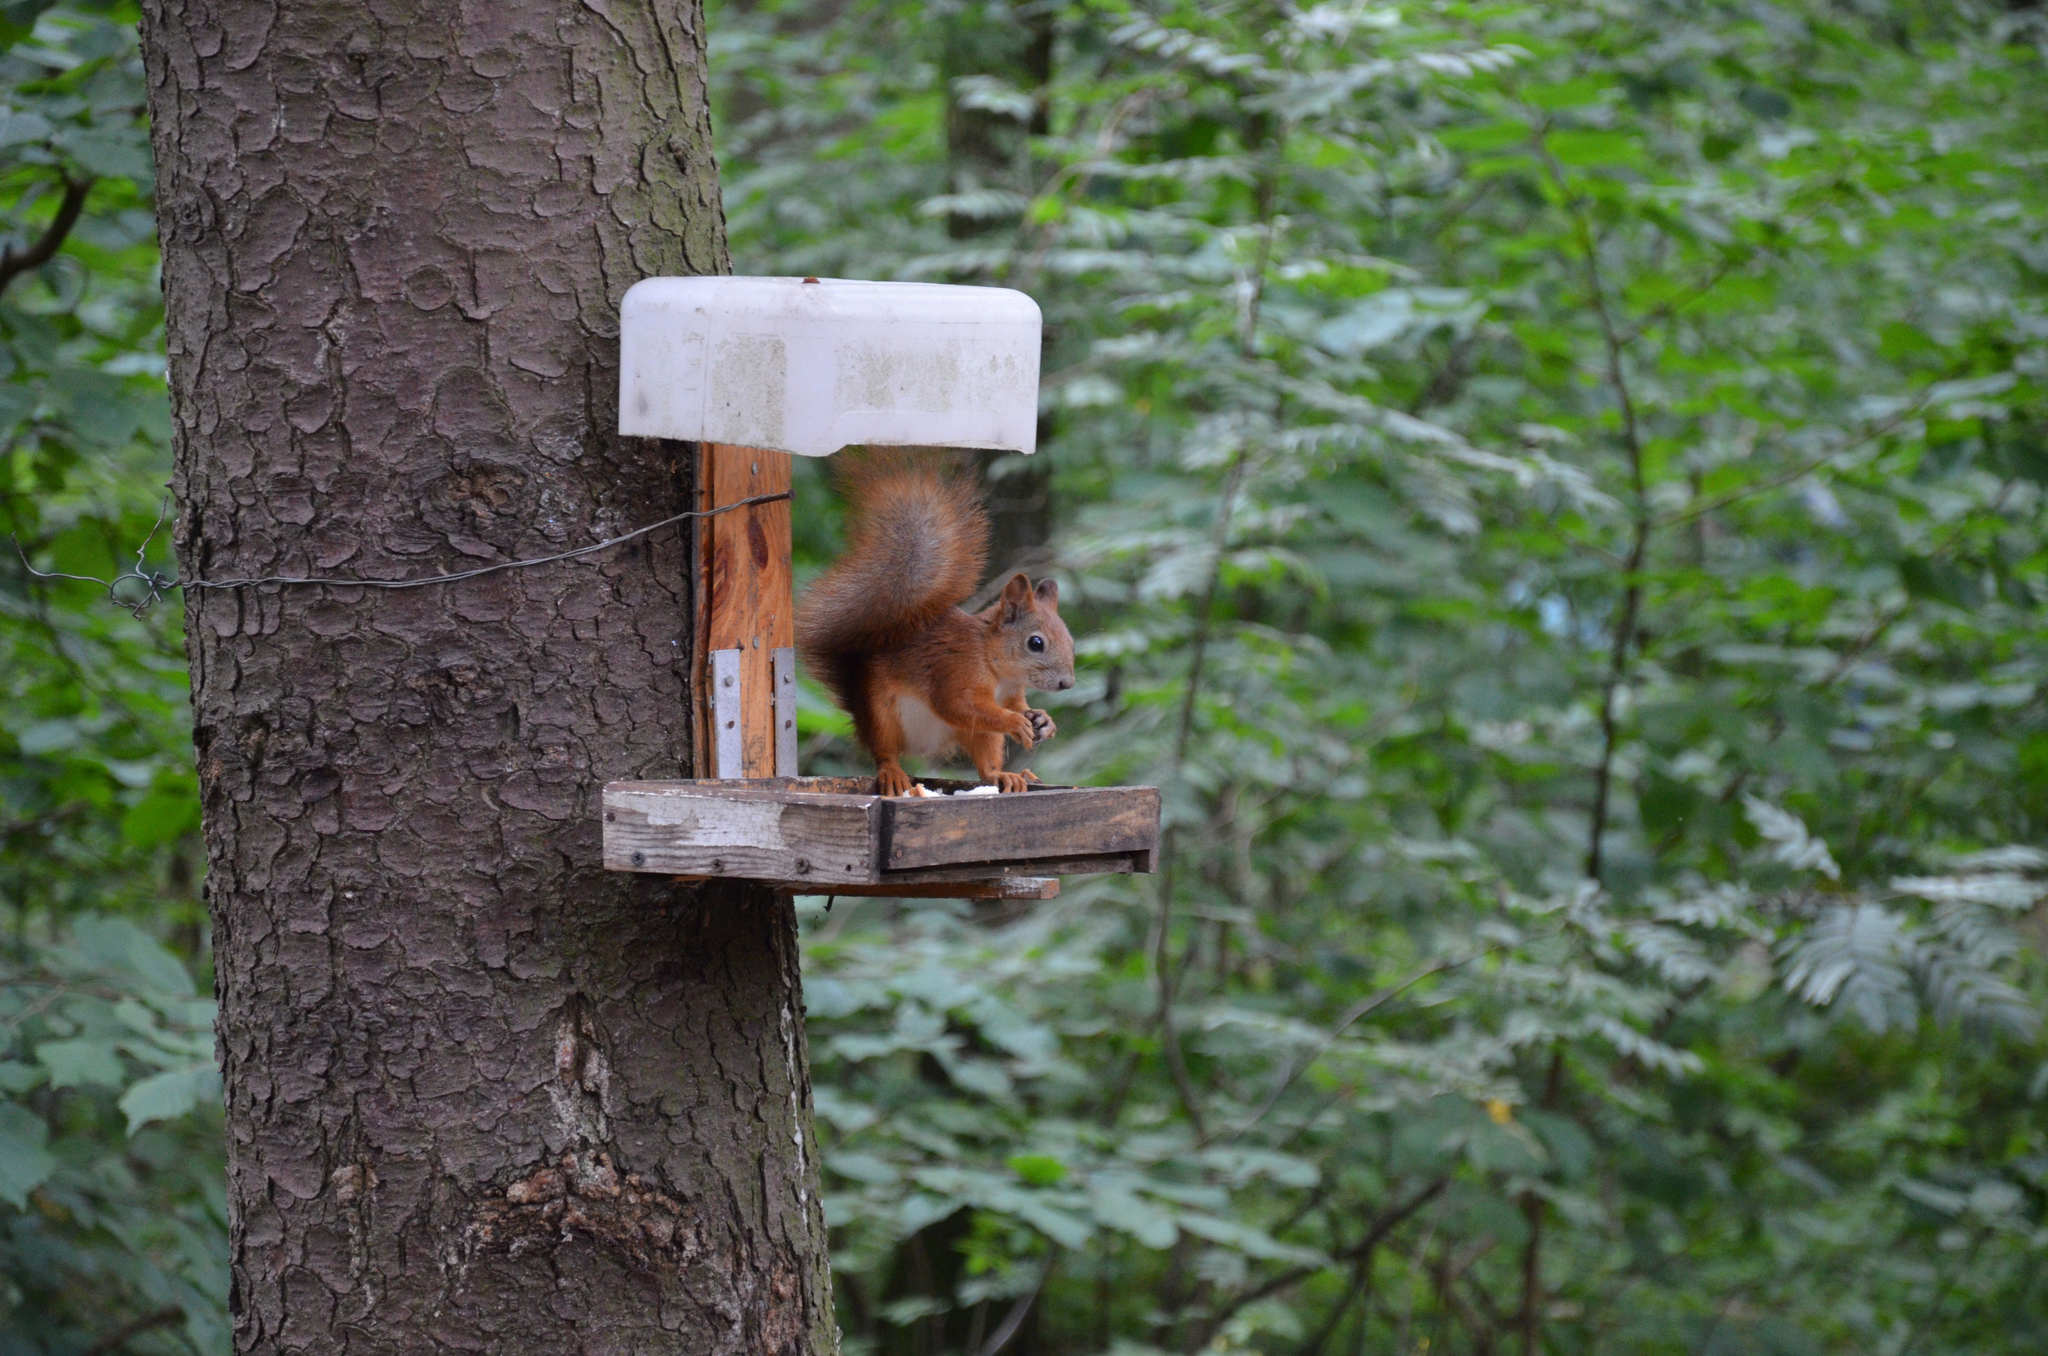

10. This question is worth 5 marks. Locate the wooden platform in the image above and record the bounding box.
[602,776,1160,897]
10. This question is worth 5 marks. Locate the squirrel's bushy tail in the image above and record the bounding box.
[797,451,988,681]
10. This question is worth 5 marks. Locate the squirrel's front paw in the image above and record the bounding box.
[1005,712,1037,749]
[993,770,1038,793]
[1025,708,1057,743]
[876,764,916,797]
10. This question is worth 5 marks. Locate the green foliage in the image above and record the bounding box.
[2,3,220,1351]
[0,917,225,1355]
[714,0,2048,1349]
[5,0,2046,1351]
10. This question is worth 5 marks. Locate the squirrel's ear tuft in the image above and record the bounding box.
[1000,572,1033,620]
[1033,577,1059,606]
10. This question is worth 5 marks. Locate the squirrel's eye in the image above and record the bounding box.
[1028,634,1046,652]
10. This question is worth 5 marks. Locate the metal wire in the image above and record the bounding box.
[10,491,792,618]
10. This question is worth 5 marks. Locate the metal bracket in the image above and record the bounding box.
[711,648,743,780]
[772,646,798,778]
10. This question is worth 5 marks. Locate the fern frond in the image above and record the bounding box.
[1780,902,1917,1032]
[1743,797,1842,880]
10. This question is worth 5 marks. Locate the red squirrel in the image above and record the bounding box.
[796,453,1075,796]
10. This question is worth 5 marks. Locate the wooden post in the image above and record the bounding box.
[696,442,795,778]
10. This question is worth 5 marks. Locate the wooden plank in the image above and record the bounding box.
[696,442,793,777]
[603,782,878,883]
[671,876,1062,901]
[608,777,881,802]
[881,785,1161,870]
[602,780,1162,883]
[881,850,1151,883]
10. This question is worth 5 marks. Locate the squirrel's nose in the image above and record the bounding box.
[1057,678,1074,690]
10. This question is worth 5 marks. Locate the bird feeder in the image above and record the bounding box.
[602,276,1160,898]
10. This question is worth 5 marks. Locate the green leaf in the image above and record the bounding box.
[1441,119,1529,153]
[1086,1179,1179,1249]
[119,784,199,848]
[66,916,195,998]
[936,1053,1014,1101]
[1317,292,1416,355]
[45,367,147,451]
[0,108,53,146]
[118,1064,220,1134]
[0,1060,45,1093]
[1544,128,1645,170]
[15,719,81,755]
[1007,1153,1068,1186]
[36,1036,125,1089]
[1899,555,1981,610]
[1524,75,1608,111]
[0,1104,58,1207]
[830,1152,900,1186]
[51,124,153,181]
[1007,1196,1093,1250]
[1524,1111,1595,1180]
[1178,1212,1325,1265]
[1465,1120,1545,1174]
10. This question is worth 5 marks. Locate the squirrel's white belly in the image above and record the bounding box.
[895,693,958,761]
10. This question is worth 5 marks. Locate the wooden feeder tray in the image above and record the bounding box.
[603,777,1160,899]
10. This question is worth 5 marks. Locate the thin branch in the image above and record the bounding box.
[1617,201,1824,347]
[1430,1240,1501,1355]
[977,1250,1058,1356]
[1528,124,1651,889]
[1301,1251,1373,1356]
[1653,382,1941,531]
[80,1306,181,1356]
[1,803,89,841]
[1147,134,1285,1143]
[1004,90,1158,291]
[1461,1266,1511,1333]
[1516,1049,1567,1356]
[1169,446,1252,773]
[1895,1225,1987,1356]
[1698,475,2020,822]
[1616,250,1748,346]
[0,176,94,296]
[1214,951,1476,1146]
[1182,1175,1451,1351]
[1505,124,1628,1299]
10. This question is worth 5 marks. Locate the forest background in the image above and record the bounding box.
[3,0,2046,1351]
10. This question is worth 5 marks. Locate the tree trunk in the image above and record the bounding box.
[139,3,835,1351]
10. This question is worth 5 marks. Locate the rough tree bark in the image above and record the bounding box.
[139,2,834,1351]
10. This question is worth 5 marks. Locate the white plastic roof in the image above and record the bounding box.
[619,276,1042,457]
